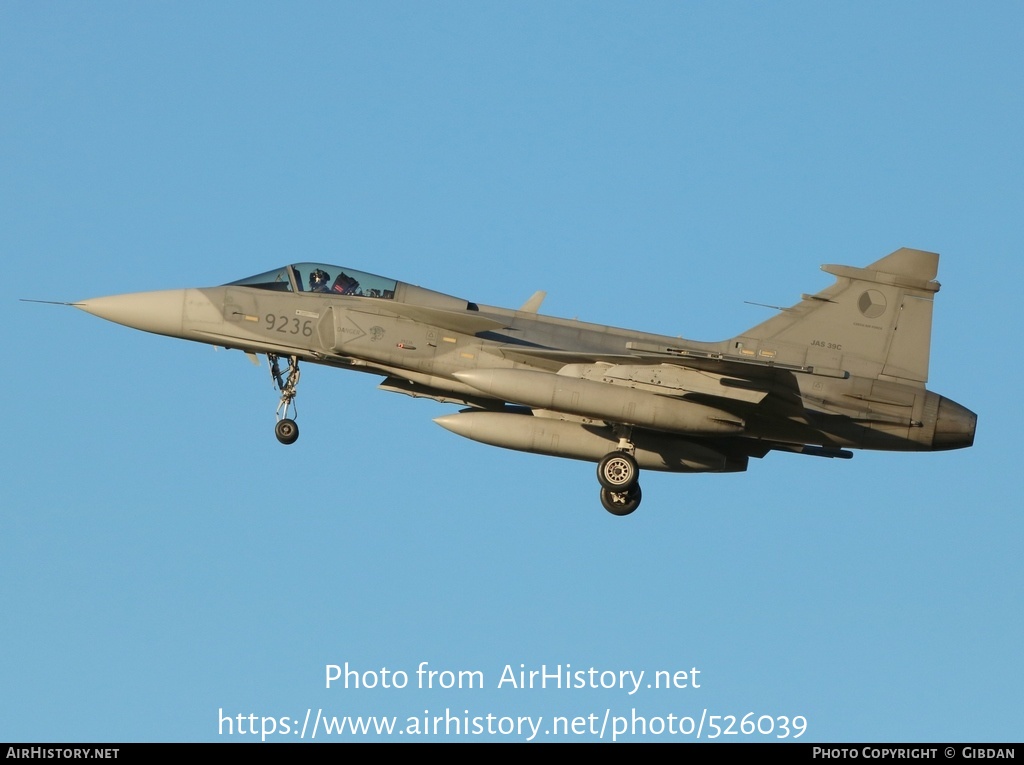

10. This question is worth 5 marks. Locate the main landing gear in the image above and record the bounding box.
[269,353,300,445]
[596,437,642,516]
[600,484,642,516]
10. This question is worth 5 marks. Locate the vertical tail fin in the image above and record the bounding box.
[734,248,940,385]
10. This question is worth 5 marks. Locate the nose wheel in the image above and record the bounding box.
[269,353,301,445]
[275,417,299,445]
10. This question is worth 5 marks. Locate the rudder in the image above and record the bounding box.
[733,248,940,385]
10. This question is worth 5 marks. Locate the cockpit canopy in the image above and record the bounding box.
[227,263,397,300]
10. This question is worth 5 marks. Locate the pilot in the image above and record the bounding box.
[309,269,331,292]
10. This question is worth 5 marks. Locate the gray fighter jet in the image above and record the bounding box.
[66,248,975,515]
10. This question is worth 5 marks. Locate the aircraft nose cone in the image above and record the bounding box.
[933,396,977,450]
[76,290,186,337]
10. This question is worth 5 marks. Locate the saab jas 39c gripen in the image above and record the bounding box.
[62,247,975,515]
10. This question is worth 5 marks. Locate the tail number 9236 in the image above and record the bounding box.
[266,315,313,337]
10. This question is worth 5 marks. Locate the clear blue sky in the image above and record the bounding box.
[2,2,1020,742]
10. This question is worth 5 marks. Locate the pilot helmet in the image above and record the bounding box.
[309,269,330,290]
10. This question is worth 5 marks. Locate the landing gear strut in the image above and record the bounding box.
[597,431,642,516]
[269,353,300,445]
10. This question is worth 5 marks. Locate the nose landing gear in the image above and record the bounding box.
[269,353,300,444]
[275,418,299,445]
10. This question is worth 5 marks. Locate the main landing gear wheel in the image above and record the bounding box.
[275,418,299,445]
[269,353,301,445]
[597,451,639,491]
[600,484,642,516]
